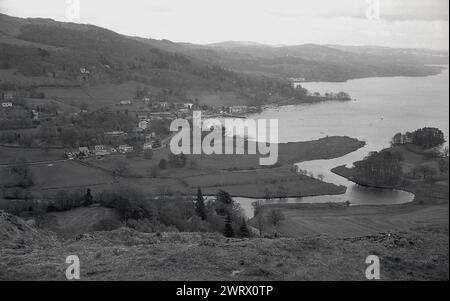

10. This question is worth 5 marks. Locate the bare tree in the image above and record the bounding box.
[267,209,285,228]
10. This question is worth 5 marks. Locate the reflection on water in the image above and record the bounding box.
[236,184,414,219]
[234,68,449,218]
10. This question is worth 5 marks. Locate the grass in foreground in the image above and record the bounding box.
[0,210,447,281]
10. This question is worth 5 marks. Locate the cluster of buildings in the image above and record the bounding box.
[227,105,249,114]
[119,98,194,111]
[1,91,15,108]
[1,102,13,108]
[66,144,136,160]
[222,105,260,115]
[322,92,351,100]
[289,77,306,88]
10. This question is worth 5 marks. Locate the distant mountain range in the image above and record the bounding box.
[195,41,448,82]
[0,13,448,100]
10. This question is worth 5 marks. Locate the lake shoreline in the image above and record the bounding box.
[253,144,448,238]
[331,165,417,199]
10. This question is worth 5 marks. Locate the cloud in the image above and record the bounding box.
[266,0,449,22]
[379,0,449,21]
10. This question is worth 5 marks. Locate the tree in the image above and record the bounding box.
[216,190,233,206]
[276,185,287,200]
[239,219,250,238]
[391,132,402,146]
[267,209,285,228]
[317,174,325,181]
[223,213,234,238]
[83,188,93,206]
[195,187,207,220]
[413,127,446,149]
[442,146,449,158]
[355,150,403,185]
[253,212,266,237]
[214,190,234,216]
[413,165,436,179]
[263,188,272,201]
[438,159,449,174]
[158,158,167,170]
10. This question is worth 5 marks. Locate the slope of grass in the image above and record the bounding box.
[0,211,447,281]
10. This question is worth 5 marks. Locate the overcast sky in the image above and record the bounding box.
[0,0,448,49]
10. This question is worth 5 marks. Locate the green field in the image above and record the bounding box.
[0,136,363,202]
[0,146,65,164]
[83,136,363,197]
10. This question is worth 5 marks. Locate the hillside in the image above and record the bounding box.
[0,13,293,105]
[199,42,447,82]
[0,210,447,281]
[1,13,447,103]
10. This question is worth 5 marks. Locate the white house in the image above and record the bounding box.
[78,147,90,156]
[229,106,247,114]
[94,145,110,156]
[138,120,149,130]
[1,102,13,108]
[158,102,168,109]
[143,142,153,150]
[119,100,132,106]
[118,145,134,153]
[31,109,39,120]
[80,68,90,74]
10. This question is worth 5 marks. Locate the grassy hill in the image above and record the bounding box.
[0,13,295,106]
[0,210,447,280]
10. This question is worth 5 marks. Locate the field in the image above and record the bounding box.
[255,202,449,238]
[0,146,65,164]
[82,136,363,197]
[36,81,159,110]
[0,136,363,206]
[28,161,115,191]
[187,167,346,197]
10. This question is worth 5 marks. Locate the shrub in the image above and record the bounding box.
[158,158,167,170]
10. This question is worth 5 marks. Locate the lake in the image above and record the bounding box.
[234,67,449,218]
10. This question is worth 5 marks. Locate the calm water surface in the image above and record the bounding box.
[235,67,449,218]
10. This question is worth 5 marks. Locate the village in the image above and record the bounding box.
[0,75,261,163]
